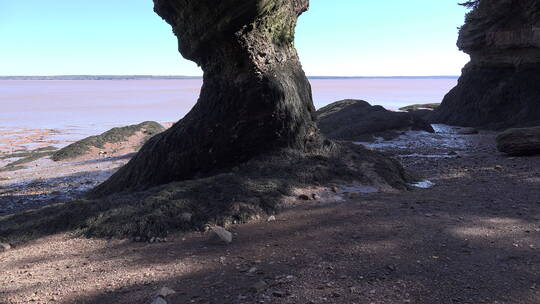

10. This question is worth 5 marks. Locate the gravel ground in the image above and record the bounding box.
[1,126,539,304]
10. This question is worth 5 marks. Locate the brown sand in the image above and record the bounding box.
[0,128,539,304]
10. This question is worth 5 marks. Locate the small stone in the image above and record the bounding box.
[298,194,310,200]
[267,215,276,222]
[180,212,193,222]
[250,281,268,293]
[311,193,319,200]
[209,226,233,244]
[248,267,258,274]
[149,237,156,243]
[154,286,176,298]
[0,243,12,252]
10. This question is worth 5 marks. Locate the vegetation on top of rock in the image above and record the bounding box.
[317,99,435,142]
[51,121,164,161]
[0,142,414,244]
[433,0,540,129]
[399,103,440,112]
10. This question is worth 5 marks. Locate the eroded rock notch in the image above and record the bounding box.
[433,0,540,129]
[93,0,322,195]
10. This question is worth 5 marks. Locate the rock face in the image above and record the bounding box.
[496,126,540,156]
[433,0,540,129]
[92,0,322,196]
[317,100,434,142]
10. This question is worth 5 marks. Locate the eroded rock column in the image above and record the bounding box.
[434,0,540,129]
[92,0,322,195]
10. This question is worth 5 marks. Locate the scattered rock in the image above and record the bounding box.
[209,226,233,244]
[457,127,479,135]
[0,242,11,252]
[267,215,276,222]
[496,127,540,156]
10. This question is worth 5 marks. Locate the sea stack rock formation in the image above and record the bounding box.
[434,0,540,129]
[92,0,321,195]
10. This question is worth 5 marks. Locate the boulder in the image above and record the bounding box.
[317,99,434,142]
[496,127,540,156]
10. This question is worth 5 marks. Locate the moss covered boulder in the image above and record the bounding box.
[52,121,165,161]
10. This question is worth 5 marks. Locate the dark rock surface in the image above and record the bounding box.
[317,99,434,142]
[93,0,323,196]
[433,0,540,129]
[496,126,540,156]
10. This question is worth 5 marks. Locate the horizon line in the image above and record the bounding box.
[0,75,460,80]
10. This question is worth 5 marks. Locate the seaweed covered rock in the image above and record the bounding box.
[317,99,434,142]
[496,126,540,156]
[92,0,323,196]
[52,121,164,161]
[433,0,540,129]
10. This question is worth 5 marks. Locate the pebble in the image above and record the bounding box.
[250,281,268,293]
[267,215,276,222]
[0,242,12,252]
[209,226,233,244]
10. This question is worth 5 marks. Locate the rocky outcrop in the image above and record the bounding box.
[317,100,434,142]
[433,0,540,129]
[52,121,165,161]
[92,0,323,196]
[496,126,540,156]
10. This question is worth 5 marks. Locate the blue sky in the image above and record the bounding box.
[0,0,470,76]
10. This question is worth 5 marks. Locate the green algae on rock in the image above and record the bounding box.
[51,121,164,161]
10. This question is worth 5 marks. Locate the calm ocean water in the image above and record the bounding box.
[0,78,457,135]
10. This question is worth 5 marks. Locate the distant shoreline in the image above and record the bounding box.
[0,75,459,80]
